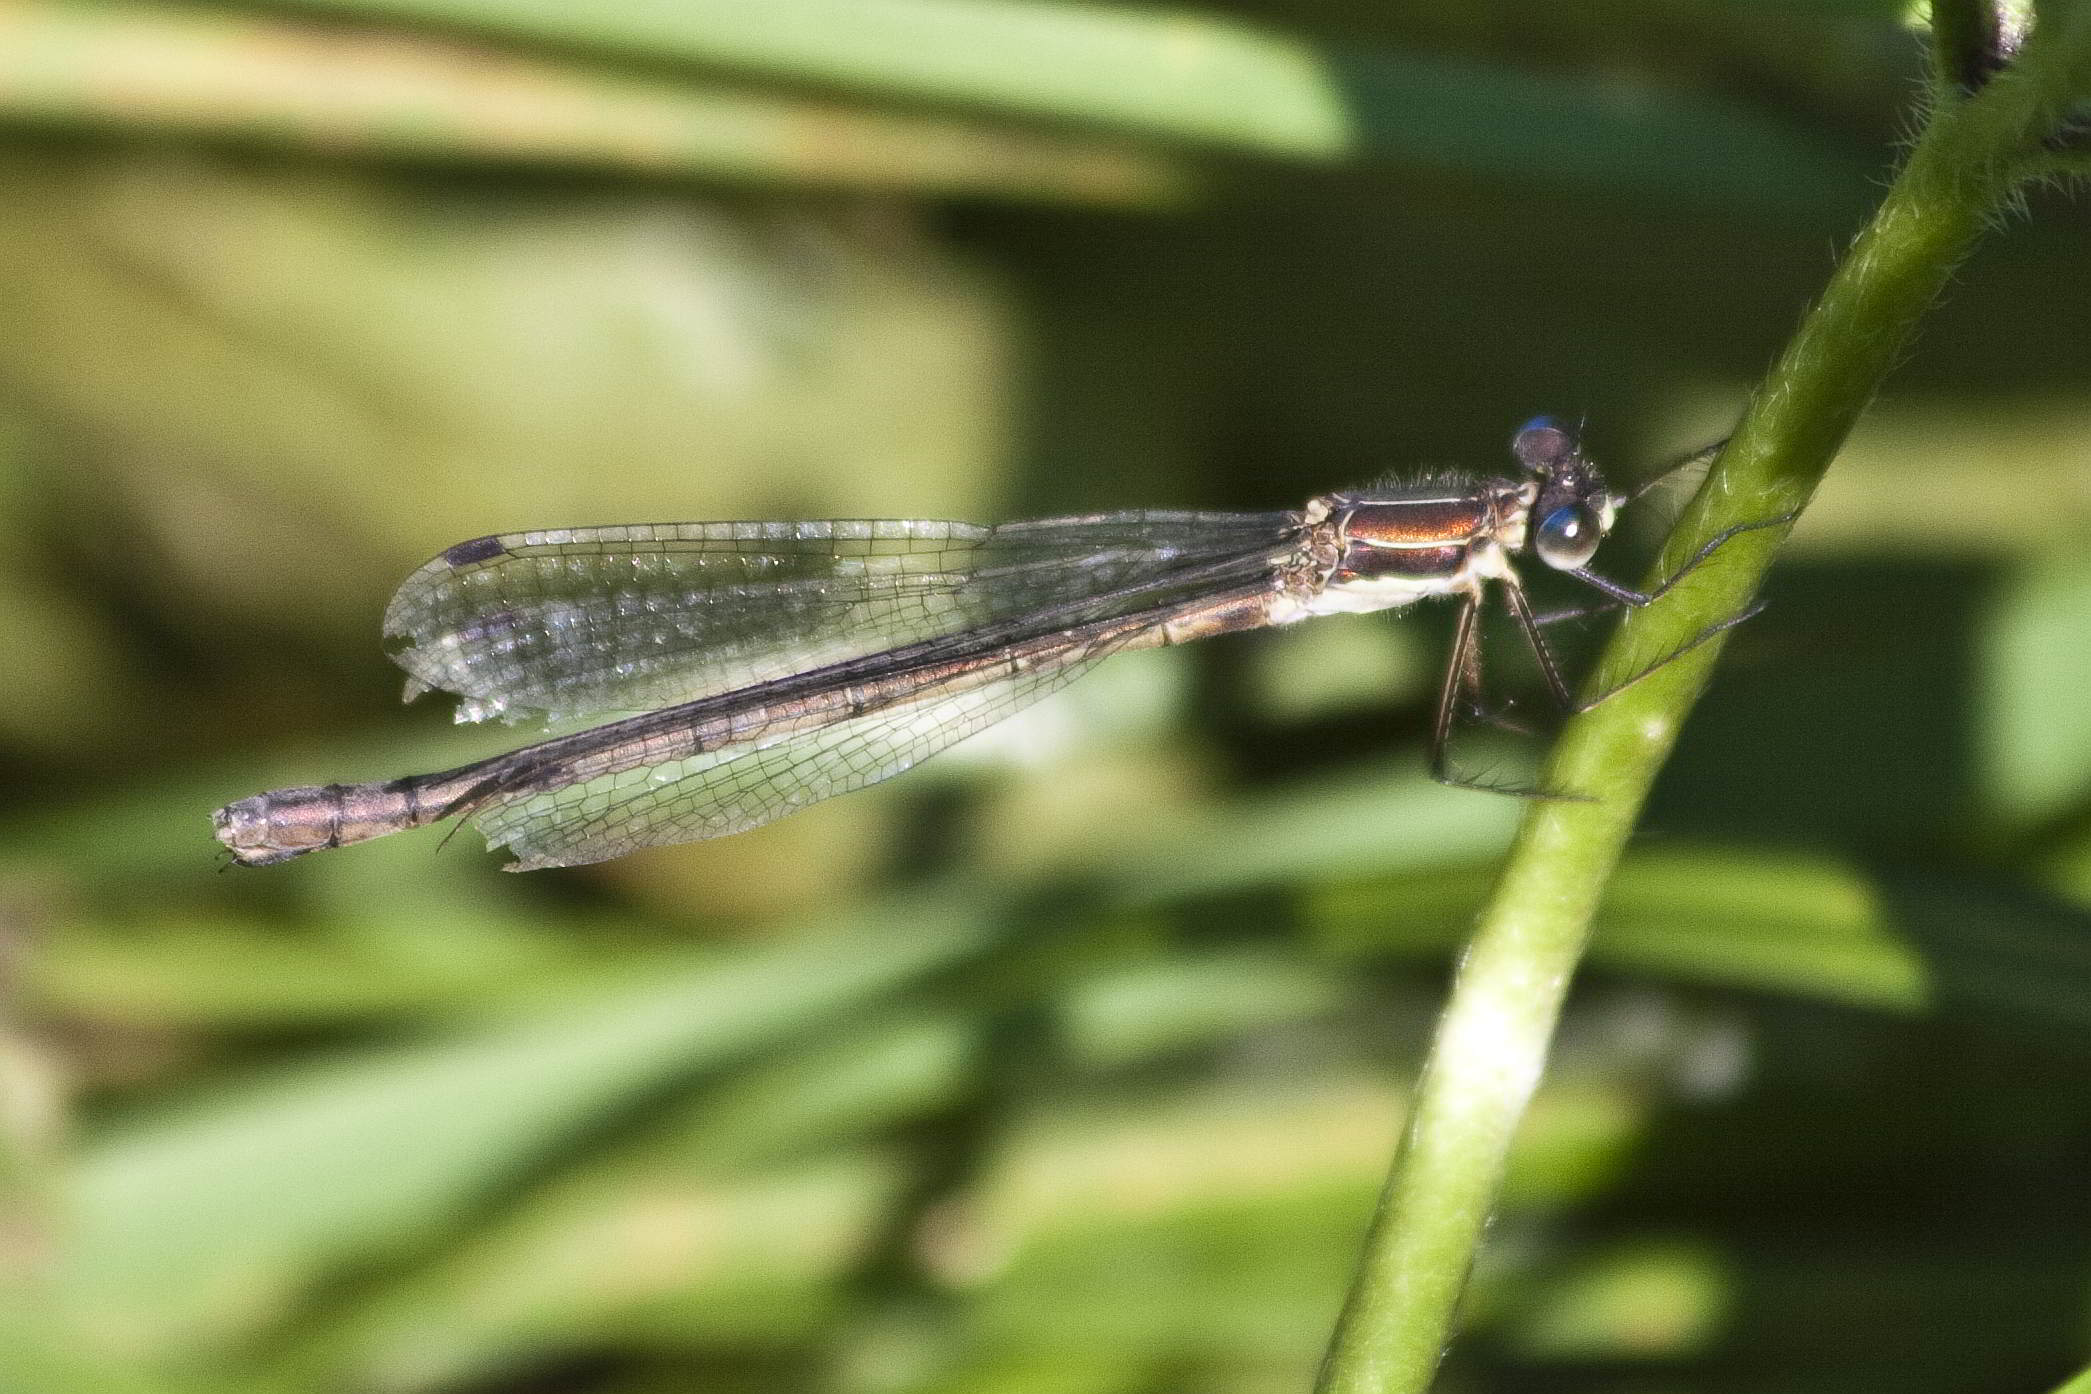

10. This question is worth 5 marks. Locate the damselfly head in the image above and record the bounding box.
[1512,417,1620,572]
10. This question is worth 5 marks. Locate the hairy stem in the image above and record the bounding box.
[1316,16,2091,1392]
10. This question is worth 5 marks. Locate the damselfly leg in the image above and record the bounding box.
[1426,566,1587,794]
[1561,511,1797,710]
[1423,423,1793,795]
[1429,591,1495,790]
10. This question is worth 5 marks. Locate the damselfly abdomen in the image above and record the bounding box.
[214,419,1770,870]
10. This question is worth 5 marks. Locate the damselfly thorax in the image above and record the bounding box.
[213,419,1771,871]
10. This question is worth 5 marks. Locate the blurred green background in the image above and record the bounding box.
[4,2,2091,1391]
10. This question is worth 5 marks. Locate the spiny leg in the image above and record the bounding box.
[1501,574,1575,713]
[1529,599,1618,629]
[1562,510,1797,709]
[1428,592,1583,797]
[1566,512,1797,610]
[1571,599,1768,713]
[1428,593,1490,790]
[1444,592,1531,734]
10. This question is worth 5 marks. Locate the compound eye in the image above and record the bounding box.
[1513,417,1575,472]
[1534,504,1604,569]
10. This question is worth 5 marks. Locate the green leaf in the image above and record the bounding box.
[1590,848,1927,1011]
[58,900,985,1365]
[264,0,1353,156]
[0,1,1184,201]
[1983,551,2091,827]
[257,0,1870,208]
[1319,843,2091,1034]
[1315,846,1928,1013]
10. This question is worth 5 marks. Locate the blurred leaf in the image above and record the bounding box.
[1590,848,1928,1010]
[58,898,985,1365]
[1316,846,1928,1011]
[0,0,1185,202]
[1870,865,2091,1032]
[1500,1235,1728,1360]
[292,1076,1461,1388]
[949,1074,1640,1378]
[34,747,1647,1383]
[1983,549,2091,827]
[661,1011,974,1170]
[0,940,175,1394]
[265,0,1354,156]
[0,146,1017,536]
[0,1304,177,1394]
[268,1152,899,1391]
[1798,409,2091,558]
[1321,842,2091,1040]
[1060,950,1346,1069]
[33,912,601,1028]
[1239,607,1431,724]
[1329,44,1874,212]
[259,1018,978,1388]
[0,570,143,757]
[1093,767,1520,906]
[261,0,1876,209]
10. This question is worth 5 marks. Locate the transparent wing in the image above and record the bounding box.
[384,512,1291,724]
[1626,439,1723,516]
[468,653,1107,870]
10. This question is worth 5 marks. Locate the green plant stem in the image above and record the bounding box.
[1316,17,2091,1393]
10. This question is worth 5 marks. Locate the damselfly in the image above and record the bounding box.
[214,419,1775,871]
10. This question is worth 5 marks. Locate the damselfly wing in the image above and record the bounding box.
[214,420,1769,870]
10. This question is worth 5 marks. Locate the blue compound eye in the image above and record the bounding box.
[1534,503,1603,569]
[1513,417,1575,471]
